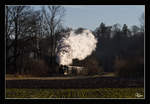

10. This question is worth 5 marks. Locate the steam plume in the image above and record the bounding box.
[56,29,97,66]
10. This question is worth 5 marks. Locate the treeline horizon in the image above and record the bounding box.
[5,5,144,78]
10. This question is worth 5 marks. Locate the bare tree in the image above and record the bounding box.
[131,25,140,35]
[42,5,65,64]
[5,5,41,74]
[5,6,28,73]
[139,12,144,32]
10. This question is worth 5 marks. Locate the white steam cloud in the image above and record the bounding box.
[56,29,97,66]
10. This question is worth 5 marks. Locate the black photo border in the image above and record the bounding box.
[1,0,150,104]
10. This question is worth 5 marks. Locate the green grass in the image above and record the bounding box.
[6,88,144,98]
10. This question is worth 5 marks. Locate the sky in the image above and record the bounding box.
[34,5,145,30]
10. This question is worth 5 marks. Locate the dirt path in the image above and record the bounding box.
[6,76,96,80]
[6,73,115,80]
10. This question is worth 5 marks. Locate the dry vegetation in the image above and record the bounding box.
[6,88,144,98]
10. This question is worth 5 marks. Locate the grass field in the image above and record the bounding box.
[6,88,144,98]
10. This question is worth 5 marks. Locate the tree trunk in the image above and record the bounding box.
[14,16,18,74]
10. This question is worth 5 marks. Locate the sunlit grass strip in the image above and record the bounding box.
[6,88,144,98]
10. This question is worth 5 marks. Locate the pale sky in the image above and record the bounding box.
[34,5,145,30]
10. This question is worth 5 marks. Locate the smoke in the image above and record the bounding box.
[56,29,97,66]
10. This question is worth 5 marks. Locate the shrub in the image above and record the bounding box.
[114,56,144,78]
[87,58,102,75]
[22,58,50,77]
[84,56,103,75]
[30,59,50,77]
